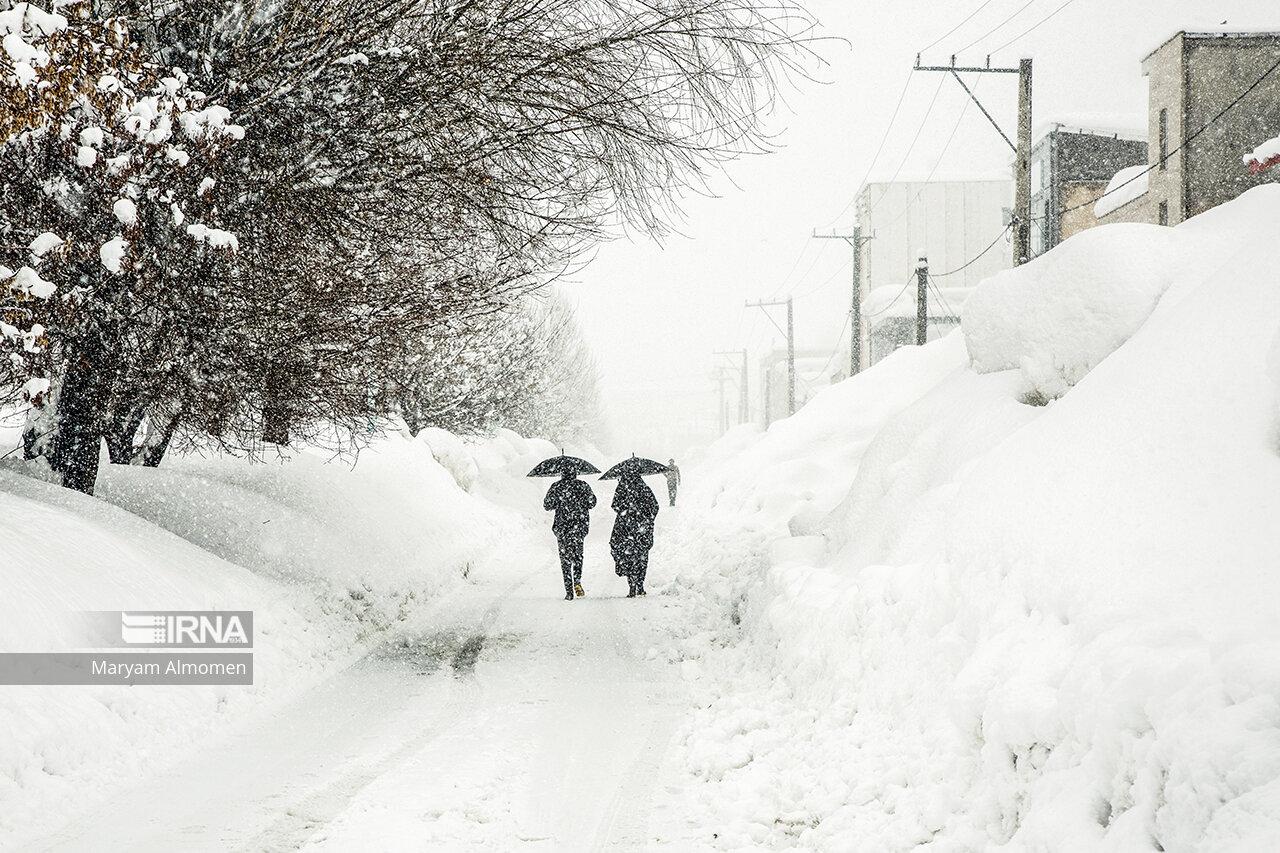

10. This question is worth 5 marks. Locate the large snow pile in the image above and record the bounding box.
[1094,164,1149,217]
[961,220,1230,402]
[668,185,1280,851]
[0,428,523,847]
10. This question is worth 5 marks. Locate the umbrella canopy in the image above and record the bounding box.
[598,456,670,480]
[526,455,601,478]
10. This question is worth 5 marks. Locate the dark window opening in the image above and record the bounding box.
[1158,200,1168,226]
[1158,108,1168,170]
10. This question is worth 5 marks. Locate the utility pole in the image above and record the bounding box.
[916,255,929,346]
[739,347,747,422]
[715,349,749,423]
[746,297,795,416]
[914,54,1032,267]
[813,226,873,376]
[711,367,731,434]
[1014,58,1033,265]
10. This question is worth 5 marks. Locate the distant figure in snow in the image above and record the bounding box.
[663,458,680,507]
[609,470,659,597]
[543,471,597,600]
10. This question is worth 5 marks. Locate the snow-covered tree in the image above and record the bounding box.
[394,293,606,445]
[99,0,815,448]
[0,0,241,493]
[2,0,814,487]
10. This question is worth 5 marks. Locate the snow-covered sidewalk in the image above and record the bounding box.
[17,463,706,852]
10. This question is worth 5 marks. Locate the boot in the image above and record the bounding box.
[574,583,585,597]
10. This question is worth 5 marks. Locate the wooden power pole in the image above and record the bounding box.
[914,55,1033,266]
[1014,58,1033,265]
[915,255,929,345]
[714,349,749,423]
[746,298,795,416]
[813,226,873,376]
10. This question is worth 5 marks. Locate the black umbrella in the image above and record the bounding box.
[598,455,670,480]
[526,455,601,478]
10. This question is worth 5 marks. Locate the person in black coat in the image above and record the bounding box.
[609,471,659,597]
[544,472,597,600]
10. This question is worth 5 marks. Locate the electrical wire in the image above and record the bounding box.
[988,0,1079,55]
[773,237,819,294]
[928,275,962,320]
[823,72,914,228]
[930,224,1013,277]
[1047,50,1280,220]
[918,0,998,55]
[864,273,918,320]
[958,0,1037,55]
[874,75,982,235]
[812,315,850,382]
[791,255,852,299]
[780,239,835,299]
[865,73,948,219]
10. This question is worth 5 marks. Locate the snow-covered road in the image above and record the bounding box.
[26,529,694,852]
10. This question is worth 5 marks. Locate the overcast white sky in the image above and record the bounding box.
[565,0,1280,458]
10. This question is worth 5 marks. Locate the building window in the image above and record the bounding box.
[1158,200,1168,225]
[1158,108,1167,170]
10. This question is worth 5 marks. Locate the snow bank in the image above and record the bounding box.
[693,334,968,539]
[668,185,1280,851]
[962,219,1229,402]
[1094,164,1149,217]
[0,429,523,847]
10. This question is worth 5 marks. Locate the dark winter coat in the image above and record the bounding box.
[544,476,597,539]
[609,474,659,556]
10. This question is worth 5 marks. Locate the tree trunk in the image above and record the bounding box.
[105,402,148,465]
[262,371,291,446]
[132,403,184,467]
[50,336,114,495]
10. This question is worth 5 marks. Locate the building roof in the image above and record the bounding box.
[1142,30,1280,65]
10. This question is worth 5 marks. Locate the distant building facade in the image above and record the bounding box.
[855,180,1010,367]
[759,349,837,426]
[863,283,969,364]
[1099,31,1280,227]
[1029,127,1147,256]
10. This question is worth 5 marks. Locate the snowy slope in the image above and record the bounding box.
[671,185,1280,851]
[0,431,519,847]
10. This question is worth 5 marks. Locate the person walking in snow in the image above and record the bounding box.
[544,471,597,600]
[609,470,659,597]
[663,458,680,507]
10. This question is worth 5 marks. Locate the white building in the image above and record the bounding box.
[855,180,1011,366]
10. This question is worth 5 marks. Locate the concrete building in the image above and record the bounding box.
[1098,31,1280,227]
[1029,127,1147,256]
[855,180,1010,367]
[759,349,838,426]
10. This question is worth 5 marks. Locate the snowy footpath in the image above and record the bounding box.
[12,452,714,852]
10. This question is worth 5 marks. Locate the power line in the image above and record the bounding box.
[918,0,998,55]
[790,255,851,299]
[989,0,1079,55]
[824,72,914,228]
[779,238,834,299]
[773,237,818,294]
[811,315,850,384]
[864,273,917,319]
[928,275,961,320]
[1048,50,1280,220]
[865,73,948,218]
[930,224,1012,277]
[874,75,982,235]
[958,0,1037,54]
